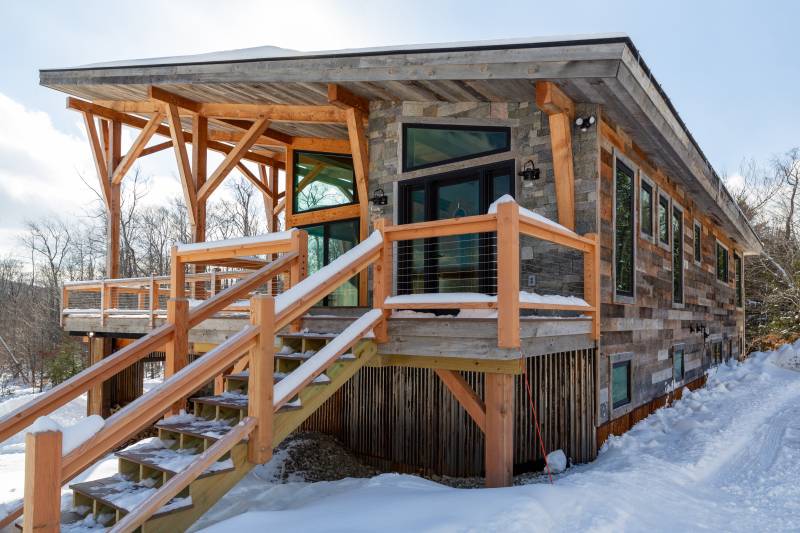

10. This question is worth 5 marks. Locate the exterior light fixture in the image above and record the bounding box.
[370,188,388,206]
[575,115,596,132]
[518,160,541,181]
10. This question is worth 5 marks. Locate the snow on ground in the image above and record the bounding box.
[0,378,163,527]
[195,342,800,533]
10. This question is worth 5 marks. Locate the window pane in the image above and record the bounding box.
[735,254,743,306]
[404,125,510,171]
[673,348,684,381]
[436,179,481,293]
[640,181,653,236]
[658,195,670,244]
[612,362,631,408]
[672,207,683,304]
[615,160,635,297]
[327,220,360,306]
[294,151,356,213]
[694,223,702,262]
[717,243,729,282]
[490,171,513,203]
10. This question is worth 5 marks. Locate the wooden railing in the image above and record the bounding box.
[11,228,385,531]
[374,200,600,348]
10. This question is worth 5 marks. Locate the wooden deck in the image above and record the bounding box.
[63,309,594,361]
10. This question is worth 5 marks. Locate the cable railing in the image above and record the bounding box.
[374,198,600,347]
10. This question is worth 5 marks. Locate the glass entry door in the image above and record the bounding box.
[301,219,359,306]
[398,161,514,296]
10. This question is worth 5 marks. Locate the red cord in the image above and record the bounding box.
[522,361,554,484]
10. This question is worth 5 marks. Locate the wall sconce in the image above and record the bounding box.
[575,115,596,132]
[370,188,388,206]
[518,160,540,181]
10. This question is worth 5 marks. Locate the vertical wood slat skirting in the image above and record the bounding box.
[302,348,597,477]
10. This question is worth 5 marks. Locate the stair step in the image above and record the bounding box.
[275,349,356,362]
[70,474,193,519]
[116,439,235,478]
[278,332,339,340]
[224,371,331,386]
[192,392,303,412]
[155,415,236,441]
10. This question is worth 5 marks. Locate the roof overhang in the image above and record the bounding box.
[39,34,762,254]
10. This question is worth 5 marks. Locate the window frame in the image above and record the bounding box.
[292,150,358,215]
[657,190,671,251]
[611,359,633,410]
[693,219,702,266]
[734,251,744,308]
[401,123,512,172]
[612,152,637,303]
[298,218,361,306]
[672,344,685,383]
[716,240,730,284]
[672,201,685,306]
[639,173,655,242]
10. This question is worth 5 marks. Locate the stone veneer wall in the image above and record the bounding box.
[366,100,600,302]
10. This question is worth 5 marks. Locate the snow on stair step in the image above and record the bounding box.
[275,349,356,361]
[225,370,331,385]
[155,414,236,440]
[70,474,193,516]
[116,438,235,477]
[192,391,303,412]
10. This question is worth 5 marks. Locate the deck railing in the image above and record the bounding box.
[374,199,600,347]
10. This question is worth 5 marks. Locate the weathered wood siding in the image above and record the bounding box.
[302,349,596,477]
[597,118,745,425]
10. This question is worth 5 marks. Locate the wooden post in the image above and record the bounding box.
[192,115,208,300]
[372,219,392,343]
[496,201,520,348]
[289,230,308,332]
[583,233,601,341]
[100,280,109,327]
[484,372,514,487]
[87,336,105,416]
[60,286,68,328]
[106,120,122,279]
[23,430,62,533]
[248,295,275,464]
[536,82,576,231]
[148,276,157,329]
[166,247,188,415]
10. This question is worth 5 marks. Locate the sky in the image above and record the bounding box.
[0,0,798,258]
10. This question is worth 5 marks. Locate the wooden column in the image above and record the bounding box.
[248,295,275,464]
[345,107,370,307]
[23,430,62,533]
[288,230,308,332]
[191,116,208,299]
[105,120,122,278]
[372,218,392,342]
[165,247,188,415]
[536,81,576,231]
[496,201,520,348]
[87,336,109,416]
[485,372,514,487]
[583,233,600,340]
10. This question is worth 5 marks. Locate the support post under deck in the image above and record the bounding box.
[484,372,514,487]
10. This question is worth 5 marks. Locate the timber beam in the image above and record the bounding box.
[327,83,369,114]
[536,81,576,231]
[68,97,283,167]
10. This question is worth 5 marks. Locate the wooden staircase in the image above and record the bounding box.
[54,331,377,532]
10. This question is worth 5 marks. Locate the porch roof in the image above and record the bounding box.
[39,33,761,253]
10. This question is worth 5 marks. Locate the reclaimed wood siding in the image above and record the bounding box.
[301,348,596,477]
[597,120,745,425]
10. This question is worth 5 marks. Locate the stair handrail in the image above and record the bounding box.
[0,252,298,446]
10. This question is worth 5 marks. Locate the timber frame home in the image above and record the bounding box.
[2,34,759,531]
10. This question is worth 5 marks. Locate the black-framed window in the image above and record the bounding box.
[717,242,729,283]
[614,158,635,298]
[293,151,357,214]
[300,218,360,306]
[397,160,514,295]
[612,360,632,409]
[735,252,743,307]
[640,178,654,238]
[673,346,685,382]
[402,123,511,172]
[658,193,670,245]
[672,205,684,304]
[694,221,702,264]
[712,341,723,364]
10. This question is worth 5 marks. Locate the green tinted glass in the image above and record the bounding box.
[615,160,634,297]
[673,348,684,381]
[294,151,356,213]
[612,362,630,408]
[404,125,510,171]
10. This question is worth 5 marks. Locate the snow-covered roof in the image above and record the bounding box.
[71,33,629,70]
